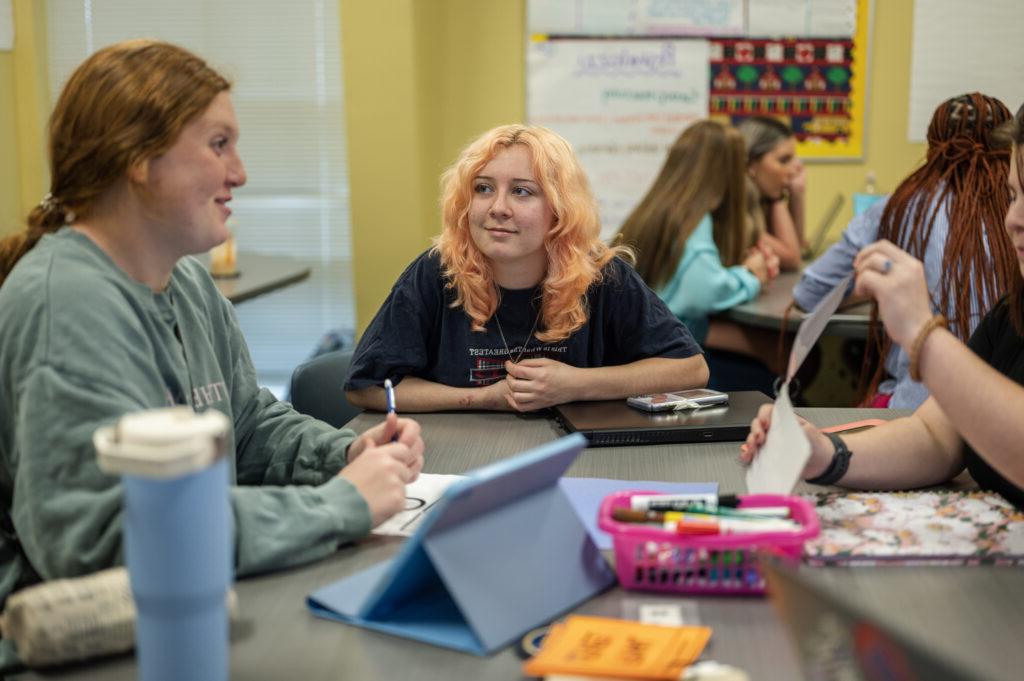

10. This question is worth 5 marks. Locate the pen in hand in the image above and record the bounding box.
[384,378,398,442]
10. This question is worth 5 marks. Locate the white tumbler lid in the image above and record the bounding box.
[93,407,230,479]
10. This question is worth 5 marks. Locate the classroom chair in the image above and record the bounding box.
[288,349,362,428]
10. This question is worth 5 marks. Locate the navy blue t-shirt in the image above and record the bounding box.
[965,298,1024,508]
[346,251,702,391]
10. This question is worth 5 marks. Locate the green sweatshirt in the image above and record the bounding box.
[0,228,371,607]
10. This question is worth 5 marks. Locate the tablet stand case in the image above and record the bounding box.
[307,433,616,655]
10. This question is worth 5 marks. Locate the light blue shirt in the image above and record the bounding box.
[793,194,991,408]
[657,214,761,344]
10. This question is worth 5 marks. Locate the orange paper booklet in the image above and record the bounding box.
[522,615,712,680]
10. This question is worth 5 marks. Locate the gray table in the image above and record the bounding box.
[720,270,872,339]
[17,410,1023,680]
[197,252,312,305]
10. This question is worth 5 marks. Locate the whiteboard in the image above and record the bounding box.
[527,39,710,239]
[907,0,1024,143]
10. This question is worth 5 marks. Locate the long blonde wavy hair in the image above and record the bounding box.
[433,124,629,343]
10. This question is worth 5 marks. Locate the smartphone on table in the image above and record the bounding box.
[626,388,729,413]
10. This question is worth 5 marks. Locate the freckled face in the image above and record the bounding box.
[1005,151,1024,278]
[749,136,797,201]
[468,145,555,283]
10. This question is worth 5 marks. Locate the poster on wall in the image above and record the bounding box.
[708,37,857,152]
[710,0,870,160]
[527,0,872,172]
[527,39,710,239]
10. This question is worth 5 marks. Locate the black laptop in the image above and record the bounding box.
[553,391,771,447]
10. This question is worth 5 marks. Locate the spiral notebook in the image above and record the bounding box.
[802,491,1024,566]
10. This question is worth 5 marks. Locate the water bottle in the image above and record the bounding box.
[853,170,882,216]
[93,407,232,681]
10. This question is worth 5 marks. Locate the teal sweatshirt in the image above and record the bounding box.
[0,228,371,609]
[656,214,761,344]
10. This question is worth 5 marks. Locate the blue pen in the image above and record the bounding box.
[384,379,398,442]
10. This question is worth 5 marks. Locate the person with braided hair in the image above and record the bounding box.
[741,102,1024,509]
[793,93,1016,408]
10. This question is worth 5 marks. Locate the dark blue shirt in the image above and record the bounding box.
[346,251,702,391]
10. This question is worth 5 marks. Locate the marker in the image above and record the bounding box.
[667,518,801,535]
[630,493,717,512]
[383,378,398,442]
[675,504,792,520]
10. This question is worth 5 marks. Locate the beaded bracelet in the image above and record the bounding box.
[908,314,946,382]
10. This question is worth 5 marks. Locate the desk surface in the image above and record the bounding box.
[721,270,872,338]
[17,409,1022,681]
[197,252,312,305]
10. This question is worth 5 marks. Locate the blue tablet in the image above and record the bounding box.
[307,433,615,655]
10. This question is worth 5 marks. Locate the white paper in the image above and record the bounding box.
[0,0,13,51]
[371,473,466,537]
[745,382,811,495]
[787,273,853,381]
[638,603,686,627]
[748,0,855,38]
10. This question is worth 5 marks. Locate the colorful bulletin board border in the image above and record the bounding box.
[710,0,871,160]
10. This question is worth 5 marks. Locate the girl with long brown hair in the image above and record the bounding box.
[0,40,423,610]
[794,93,1015,408]
[345,124,708,412]
[615,120,779,392]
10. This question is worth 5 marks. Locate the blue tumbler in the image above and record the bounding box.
[94,407,232,681]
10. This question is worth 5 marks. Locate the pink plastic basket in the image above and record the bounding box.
[597,491,820,595]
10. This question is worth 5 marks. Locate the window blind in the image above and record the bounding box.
[46,0,355,392]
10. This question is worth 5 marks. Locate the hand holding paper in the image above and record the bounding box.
[744,383,811,494]
[744,274,855,494]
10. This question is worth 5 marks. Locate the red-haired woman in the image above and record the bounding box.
[794,93,1016,408]
[346,124,709,412]
[741,103,1024,509]
[0,40,423,608]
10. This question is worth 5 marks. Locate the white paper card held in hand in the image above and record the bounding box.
[745,382,810,495]
[787,273,854,381]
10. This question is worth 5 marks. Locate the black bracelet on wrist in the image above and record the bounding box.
[806,432,852,486]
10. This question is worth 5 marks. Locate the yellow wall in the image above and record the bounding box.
[341,0,524,331]
[802,0,927,242]
[3,1,929,331]
[0,0,48,237]
[0,49,18,235]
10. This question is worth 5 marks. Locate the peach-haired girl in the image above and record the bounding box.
[346,124,709,412]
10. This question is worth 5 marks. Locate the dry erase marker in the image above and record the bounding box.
[676,504,792,519]
[630,493,717,512]
[383,379,398,442]
[667,517,801,535]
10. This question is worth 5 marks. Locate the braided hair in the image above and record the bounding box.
[863,92,1015,396]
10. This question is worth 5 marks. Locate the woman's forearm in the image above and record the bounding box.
[831,399,965,490]
[573,355,709,401]
[760,213,801,271]
[913,328,1024,488]
[347,376,511,412]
